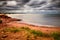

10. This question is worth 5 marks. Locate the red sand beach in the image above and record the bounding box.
[0,14,60,40]
[0,14,60,33]
[7,21,60,33]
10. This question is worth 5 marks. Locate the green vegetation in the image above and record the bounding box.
[0,20,2,23]
[21,27,30,31]
[20,27,50,37]
[30,30,43,36]
[30,30,50,37]
[51,32,60,40]
[2,27,21,33]
[1,27,60,40]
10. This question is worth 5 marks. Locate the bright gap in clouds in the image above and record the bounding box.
[6,1,17,6]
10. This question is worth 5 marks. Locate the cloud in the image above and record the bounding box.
[0,0,60,10]
[25,0,60,10]
[6,1,17,6]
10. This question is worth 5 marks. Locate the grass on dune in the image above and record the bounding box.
[1,27,60,40]
[51,32,60,40]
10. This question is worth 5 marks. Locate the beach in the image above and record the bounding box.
[0,14,60,40]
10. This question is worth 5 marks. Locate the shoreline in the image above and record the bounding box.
[7,21,60,34]
[17,21,60,27]
[7,14,60,27]
[0,14,60,33]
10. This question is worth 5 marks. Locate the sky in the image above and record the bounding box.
[0,0,60,10]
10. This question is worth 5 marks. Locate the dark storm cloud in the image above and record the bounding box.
[27,1,47,8]
[0,0,12,1]
[0,0,30,10]
[0,0,60,10]
[16,0,30,5]
[21,0,30,3]
[25,0,60,9]
[0,0,30,2]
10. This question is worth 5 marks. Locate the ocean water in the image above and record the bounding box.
[2,10,60,14]
[7,14,60,27]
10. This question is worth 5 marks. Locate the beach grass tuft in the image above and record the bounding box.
[51,32,60,40]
